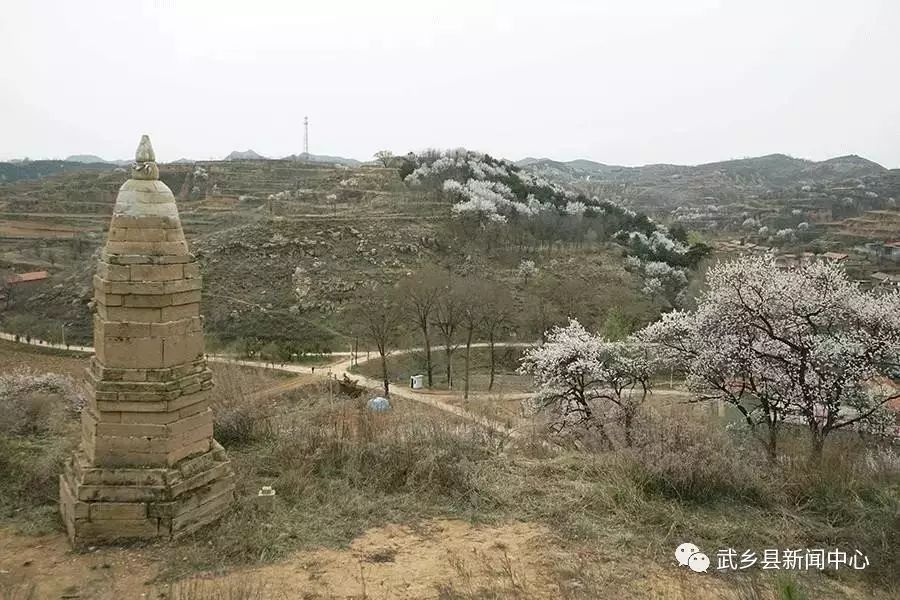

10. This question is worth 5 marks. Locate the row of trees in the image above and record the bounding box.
[350,266,514,399]
[520,255,900,462]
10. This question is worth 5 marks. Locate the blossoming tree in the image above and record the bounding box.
[520,320,607,435]
[639,254,900,461]
[519,319,654,445]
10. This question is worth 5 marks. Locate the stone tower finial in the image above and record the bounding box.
[135,134,156,162]
[132,134,159,180]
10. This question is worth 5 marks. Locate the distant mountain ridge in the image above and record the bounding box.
[0,160,115,183]
[64,154,130,166]
[225,149,267,161]
[222,149,361,166]
[516,153,887,175]
[517,153,898,210]
[281,153,361,167]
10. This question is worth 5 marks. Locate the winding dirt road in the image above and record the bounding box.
[0,332,693,438]
[0,332,531,436]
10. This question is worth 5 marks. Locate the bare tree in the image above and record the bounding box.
[478,283,515,391]
[373,150,394,167]
[352,285,404,397]
[458,278,485,401]
[520,293,562,343]
[433,280,463,389]
[399,267,444,387]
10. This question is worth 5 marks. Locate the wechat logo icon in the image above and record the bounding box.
[675,542,710,573]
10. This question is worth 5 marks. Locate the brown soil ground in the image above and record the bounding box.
[2,519,862,600]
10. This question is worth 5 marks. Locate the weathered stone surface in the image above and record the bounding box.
[135,134,156,162]
[90,502,148,520]
[59,135,233,547]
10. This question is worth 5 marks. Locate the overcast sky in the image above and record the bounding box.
[2,0,898,166]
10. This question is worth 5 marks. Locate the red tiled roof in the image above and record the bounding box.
[5,271,49,284]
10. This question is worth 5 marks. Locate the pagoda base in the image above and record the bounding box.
[59,441,234,546]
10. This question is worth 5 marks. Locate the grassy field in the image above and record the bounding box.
[1,341,898,598]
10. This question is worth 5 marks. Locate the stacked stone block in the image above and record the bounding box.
[60,136,234,545]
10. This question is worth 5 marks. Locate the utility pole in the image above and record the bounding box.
[303,116,309,157]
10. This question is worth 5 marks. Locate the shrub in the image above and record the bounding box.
[264,403,491,499]
[211,366,275,447]
[0,369,80,524]
[0,434,75,528]
[0,369,81,436]
[624,411,768,504]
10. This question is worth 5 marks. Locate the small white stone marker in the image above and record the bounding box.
[257,486,276,511]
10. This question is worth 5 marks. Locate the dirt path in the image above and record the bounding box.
[211,341,551,438]
[0,332,537,437]
[0,332,694,438]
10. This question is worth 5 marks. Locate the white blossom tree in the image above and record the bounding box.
[519,319,608,435]
[517,259,538,285]
[639,254,900,462]
[519,319,655,444]
[624,257,688,306]
[593,341,655,446]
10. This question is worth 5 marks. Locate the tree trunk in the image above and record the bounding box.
[765,423,778,465]
[809,429,825,465]
[463,328,473,400]
[623,409,634,447]
[380,353,390,397]
[445,346,453,389]
[424,328,433,388]
[596,421,613,450]
[488,331,496,391]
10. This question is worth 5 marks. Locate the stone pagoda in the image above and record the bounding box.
[59,135,234,545]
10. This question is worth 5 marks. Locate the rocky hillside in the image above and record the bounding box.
[1,155,659,349]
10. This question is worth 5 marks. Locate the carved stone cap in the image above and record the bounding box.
[132,134,160,180]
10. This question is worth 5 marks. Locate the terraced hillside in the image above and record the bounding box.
[0,157,656,350]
